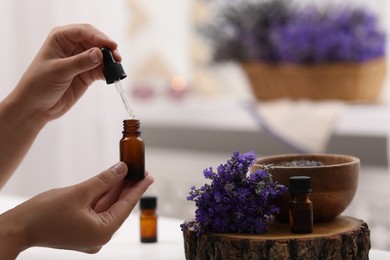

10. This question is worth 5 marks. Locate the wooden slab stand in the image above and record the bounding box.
[183,216,370,260]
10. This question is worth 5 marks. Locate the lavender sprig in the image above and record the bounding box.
[181,151,287,236]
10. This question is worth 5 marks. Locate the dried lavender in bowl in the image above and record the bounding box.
[276,160,325,167]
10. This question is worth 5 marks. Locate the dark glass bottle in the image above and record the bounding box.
[120,119,145,180]
[140,196,158,243]
[289,176,313,234]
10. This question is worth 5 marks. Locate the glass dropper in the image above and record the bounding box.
[101,47,135,118]
[114,80,135,118]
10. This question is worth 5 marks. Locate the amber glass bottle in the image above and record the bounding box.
[120,119,145,180]
[140,196,158,243]
[289,176,313,234]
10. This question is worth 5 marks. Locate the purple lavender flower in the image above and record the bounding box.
[180,151,287,236]
[270,5,386,64]
[204,1,386,64]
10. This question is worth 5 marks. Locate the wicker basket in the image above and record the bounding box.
[242,58,387,102]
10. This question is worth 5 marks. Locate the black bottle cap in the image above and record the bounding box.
[289,176,311,193]
[101,47,127,84]
[140,196,157,210]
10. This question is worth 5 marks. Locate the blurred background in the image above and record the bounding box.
[1,0,390,251]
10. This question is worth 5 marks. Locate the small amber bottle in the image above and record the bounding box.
[140,196,158,243]
[289,176,313,234]
[120,119,145,180]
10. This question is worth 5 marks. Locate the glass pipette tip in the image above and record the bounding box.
[114,80,135,119]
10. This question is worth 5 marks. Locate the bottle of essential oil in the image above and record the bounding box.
[120,119,145,180]
[289,176,313,234]
[140,196,158,243]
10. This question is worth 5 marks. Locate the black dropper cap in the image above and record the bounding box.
[101,47,127,84]
[289,176,312,193]
[140,196,157,210]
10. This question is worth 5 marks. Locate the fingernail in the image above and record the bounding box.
[111,162,127,175]
[89,49,100,64]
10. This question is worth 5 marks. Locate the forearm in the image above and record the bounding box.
[0,209,28,259]
[0,91,46,188]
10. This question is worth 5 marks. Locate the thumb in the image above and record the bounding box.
[61,47,102,77]
[80,162,128,199]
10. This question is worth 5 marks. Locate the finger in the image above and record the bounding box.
[55,24,118,51]
[92,181,127,213]
[78,162,128,201]
[60,47,103,78]
[111,49,122,62]
[92,171,151,212]
[99,174,154,230]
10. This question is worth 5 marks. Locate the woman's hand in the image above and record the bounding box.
[0,162,154,258]
[10,23,121,123]
[0,24,122,187]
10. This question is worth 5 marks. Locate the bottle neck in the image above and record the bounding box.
[291,192,311,201]
[122,119,141,135]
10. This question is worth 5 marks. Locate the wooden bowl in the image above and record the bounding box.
[250,154,360,222]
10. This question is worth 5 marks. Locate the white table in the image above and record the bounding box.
[1,193,389,259]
